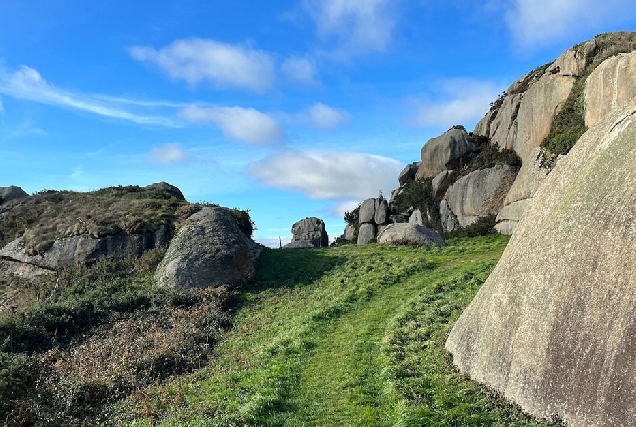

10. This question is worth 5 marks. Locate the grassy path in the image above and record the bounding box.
[116,237,561,427]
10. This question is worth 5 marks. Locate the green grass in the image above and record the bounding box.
[114,236,561,426]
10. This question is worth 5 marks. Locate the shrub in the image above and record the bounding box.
[391,178,434,215]
[443,215,498,239]
[230,208,256,237]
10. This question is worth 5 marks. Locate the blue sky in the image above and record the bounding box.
[1,1,636,246]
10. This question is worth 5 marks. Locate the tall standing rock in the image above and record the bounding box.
[156,207,261,290]
[446,101,636,426]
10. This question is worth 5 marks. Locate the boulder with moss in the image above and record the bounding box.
[377,223,445,247]
[155,207,261,290]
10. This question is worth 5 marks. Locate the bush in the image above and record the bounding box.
[391,178,434,215]
[230,208,256,237]
[443,215,498,239]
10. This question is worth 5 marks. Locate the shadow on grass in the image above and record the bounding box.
[242,247,348,295]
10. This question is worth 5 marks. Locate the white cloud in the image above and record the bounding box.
[148,143,191,165]
[331,200,361,218]
[180,105,284,145]
[248,150,403,200]
[281,56,319,86]
[129,38,275,92]
[307,103,350,129]
[0,65,178,126]
[505,0,636,48]
[411,79,504,129]
[304,0,396,56]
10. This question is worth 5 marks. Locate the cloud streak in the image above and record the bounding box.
[148,143,191,165]
[410,79,503,129]
[180,105,285,145]
[281,56,320,87]
[0,65,179,126]
[304,0,396,57]
[504,0,636,48]
[248,150,403,200]
[129,38,276,92]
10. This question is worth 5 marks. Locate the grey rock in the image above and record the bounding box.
[494,199,533,235]
[408,209,424,226]
[374,199,389,225]
[398,162,420,185]
[289,217,328,248]
[0,225,171,270]
[431,170,455,198]
[415,128,477,179]
[0,186,28,203]
[344,224,356,241]
[145,182,186,200]
[357,223,377,245]
[359,198,376,223]
[377,223,445,247]
[155,207,261,291]
[446,99,636,426]
[445,164,518,228]
[440,199,459,232]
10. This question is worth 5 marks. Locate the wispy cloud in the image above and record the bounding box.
[0,96,4,113]
[180,105,284,145]
[303,0,397,57]
[410,79,504,129]
[148,143,191,165]
[248,149,403,200]
[504,0,636,48]
[129,38,276,93]
[0,65,179,126]
[305,103,351,129]
[281,56,320,87]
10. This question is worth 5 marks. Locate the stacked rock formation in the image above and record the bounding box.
[356,198,390,245]
[284,217,329,248]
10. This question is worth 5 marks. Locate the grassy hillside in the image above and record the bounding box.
[1,236,564,426]
[110,236,560,426]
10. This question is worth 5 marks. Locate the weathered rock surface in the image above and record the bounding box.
[156,207,261,291]
[444,164,518,228]
[398,162,420,185]
[431,170,455,198]
[283,240,317,249]
[374,199,389,225]
[0,225,171,270]
[446,101,636,426]
[408,209,423,226]
[377,223,445,247]
[390,214,408,224]
[0,186,28,203]
[494,199,532,235]
[359,198,377,224]
[440,200,459,232]
[356,223,376,245]
[344,224,356,241]
[584,51,636,127]
[287,217,328,248]
[415,128,476,179]
[546,39,596,77]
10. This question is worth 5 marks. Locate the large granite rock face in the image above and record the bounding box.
[0,186,28,203]
[357,223,377,245]
[377,223,445,247]
[0,226,171,270]
[156,207,261,291]
[446,101,636,426]
[398,162,420,185]
[415,128,476,179]
[444,164,518,228]
[286,217,328,248]
[584,50,636,127]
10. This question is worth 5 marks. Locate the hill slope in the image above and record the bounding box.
[109,237,561,426]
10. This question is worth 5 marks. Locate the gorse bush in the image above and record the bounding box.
[0,249,232,425]
[391,178,434,216]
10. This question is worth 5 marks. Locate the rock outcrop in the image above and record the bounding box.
[0,227,171,270]
[0,186,28,203]
[398,162,420,185]
[446,101,636,426]
[356,198,391,245]
[155,207,261,291]
[444,164,517,229]
[285,217,328,248]
[377,223,445,247]
[415,128,476,179]
[584,50,636,127]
